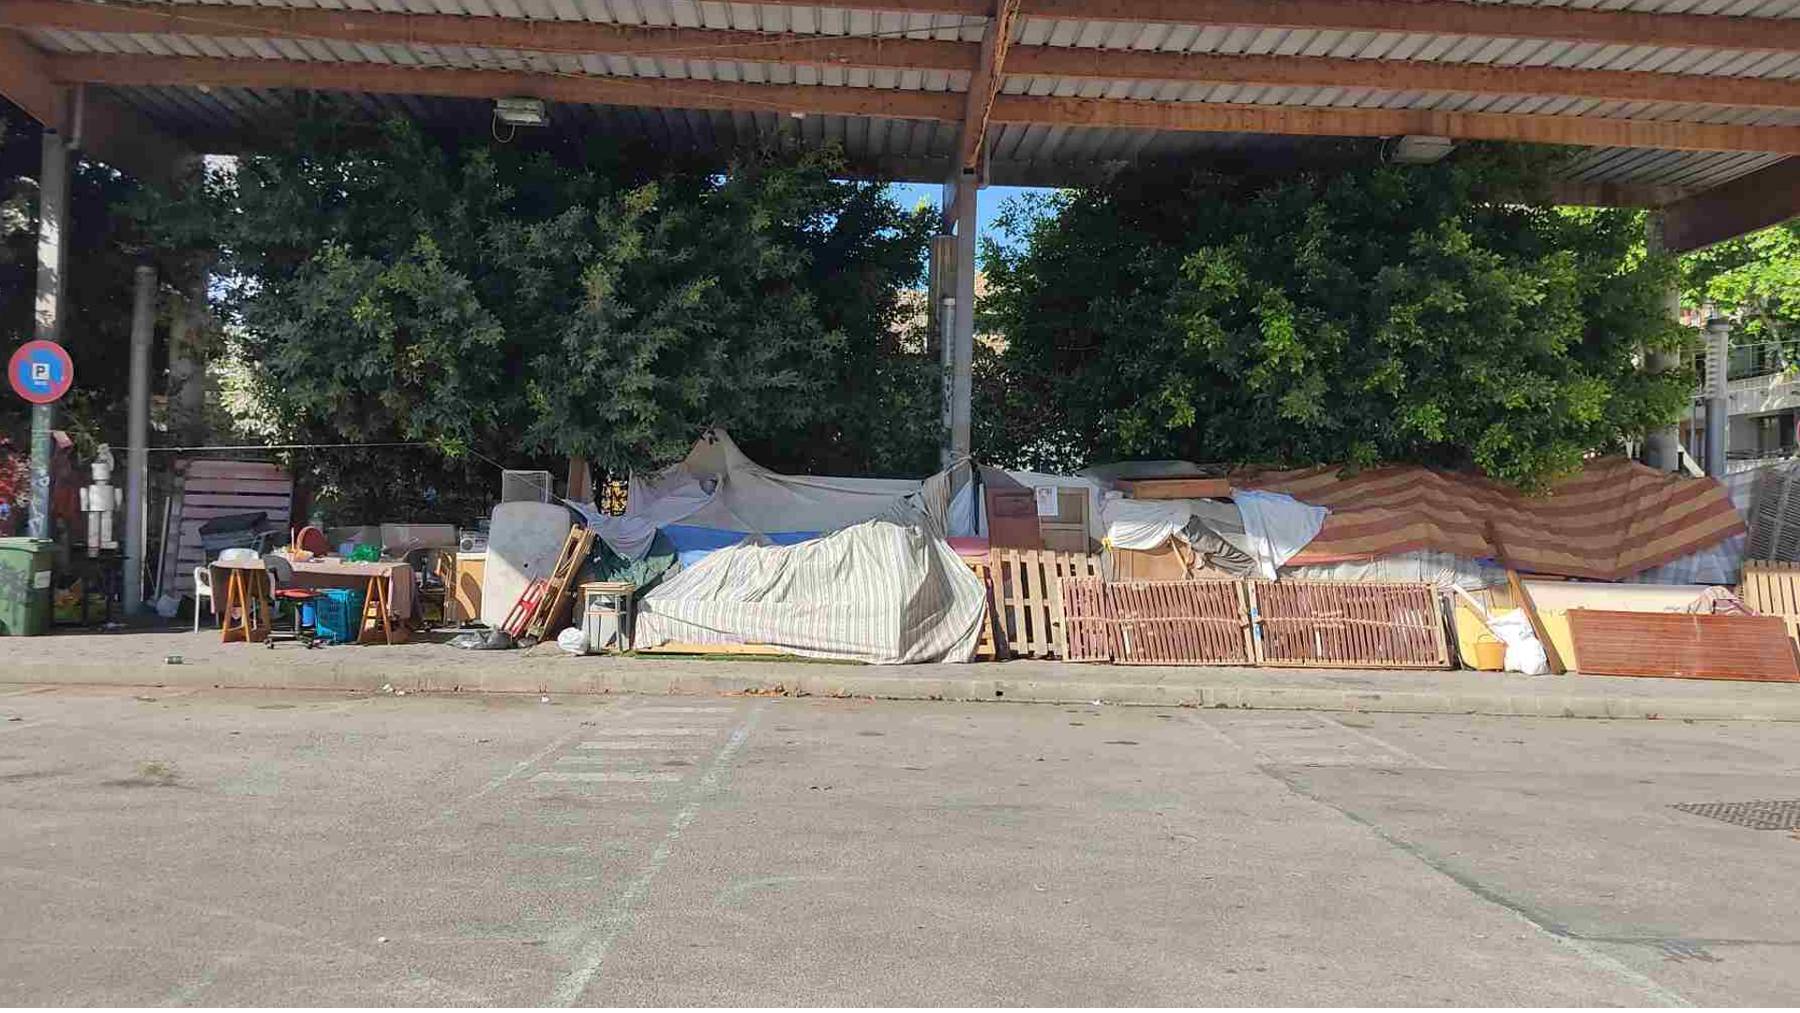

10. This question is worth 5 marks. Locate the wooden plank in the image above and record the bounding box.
[180,477,294,495]
[183,460,288,479]
[1566,610,1800,682]
[1118,478,1232,500]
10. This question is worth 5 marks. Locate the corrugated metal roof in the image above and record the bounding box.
[32,0,1800,196]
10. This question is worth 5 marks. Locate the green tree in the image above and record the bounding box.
[133,118,938,520]
[1683,220,1800,377]
[978,145,1693,490]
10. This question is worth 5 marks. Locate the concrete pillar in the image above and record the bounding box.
[28,128,70,540]
[123,263,156,614]
[1704,316,1731,477]
[1642,212,1683,472]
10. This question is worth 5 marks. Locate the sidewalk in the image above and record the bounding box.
[5,628,1800,721]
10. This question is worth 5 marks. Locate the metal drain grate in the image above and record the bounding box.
[1671,799,1800,831]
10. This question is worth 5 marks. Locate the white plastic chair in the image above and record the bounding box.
[192,548,259,631]
[192,566,213,632]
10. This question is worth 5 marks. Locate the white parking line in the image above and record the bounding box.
[576,741,693,750]
[530,771,684,783]
[601,728,712,737]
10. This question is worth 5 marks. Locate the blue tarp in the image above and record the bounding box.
[660,525,819,569]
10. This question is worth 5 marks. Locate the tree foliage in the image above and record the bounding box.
[1683,220,1800,376]
[3,104,158,460]
[134,118,938,520]
[978,145,1694,489]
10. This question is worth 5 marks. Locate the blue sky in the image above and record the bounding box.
[885,183,1054,248]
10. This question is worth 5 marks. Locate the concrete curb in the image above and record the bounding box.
[9,655,1800,722]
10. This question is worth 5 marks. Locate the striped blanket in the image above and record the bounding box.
[1235,457,1746,581]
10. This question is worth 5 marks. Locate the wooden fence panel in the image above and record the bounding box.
[1109,579,1251,666]
[1567,610,1800,681]
[1250,580,1448,669]
[1060,576,1114,662]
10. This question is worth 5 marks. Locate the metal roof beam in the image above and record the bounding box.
[49,52,1800,155]
[1663,157,1800,251]
[15,1,1800,112]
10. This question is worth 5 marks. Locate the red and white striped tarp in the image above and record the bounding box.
[1234,457,1746,582]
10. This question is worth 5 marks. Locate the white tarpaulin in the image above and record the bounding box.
[594,430,936,559]
[633,517,987,664]
[1234,490,1329,579]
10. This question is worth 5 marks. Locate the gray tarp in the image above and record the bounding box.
[633,516,987,664]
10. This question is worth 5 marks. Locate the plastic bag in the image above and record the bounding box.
[556,627,588,656]
[449,629,515,651]
[1487,608,1549,676]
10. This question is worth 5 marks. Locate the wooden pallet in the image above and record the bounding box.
[964,559,1007,661]
[1249,580,1448,669]
[991,549,1100,659]
[1742,560,1800,644]
[1059,576,1114,662]
[1111,579,1253,665]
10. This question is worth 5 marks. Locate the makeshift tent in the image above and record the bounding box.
[1234,457,1745,582]
[634,516,987,664]
[592,429,966,562]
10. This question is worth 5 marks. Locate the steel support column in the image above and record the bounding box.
[29,126,70,539]
[123,262,156,613]
[1704,316,1731,478]
[945,176,977,466]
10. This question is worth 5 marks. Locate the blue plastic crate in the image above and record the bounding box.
[314,587,366,644]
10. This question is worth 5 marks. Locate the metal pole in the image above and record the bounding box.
[1642,211,1682,472]
[949,176,977,464]
[29,127,70,540]
[123,263,156,614]
[1705,316,1731,477]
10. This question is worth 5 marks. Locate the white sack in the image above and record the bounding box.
[1488,608,1550,676]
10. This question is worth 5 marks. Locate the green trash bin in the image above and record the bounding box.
[0,537,55,637]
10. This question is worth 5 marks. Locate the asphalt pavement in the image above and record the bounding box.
[3,684,1799,1005]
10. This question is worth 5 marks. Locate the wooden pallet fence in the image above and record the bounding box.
[1249,580,1449,669]
[1109,579,1253,665]
[991,549,1101,659]
[1741,561,1800,645]
[158,459,294,599]
[1059,576,1114,662]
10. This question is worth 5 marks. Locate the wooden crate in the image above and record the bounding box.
[991,549,1100,658]
[1109,579,1252,665]
[1250,580,1449,669]
[1741,561,1800,644]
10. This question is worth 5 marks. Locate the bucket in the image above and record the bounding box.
[1472,636,1506,671]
